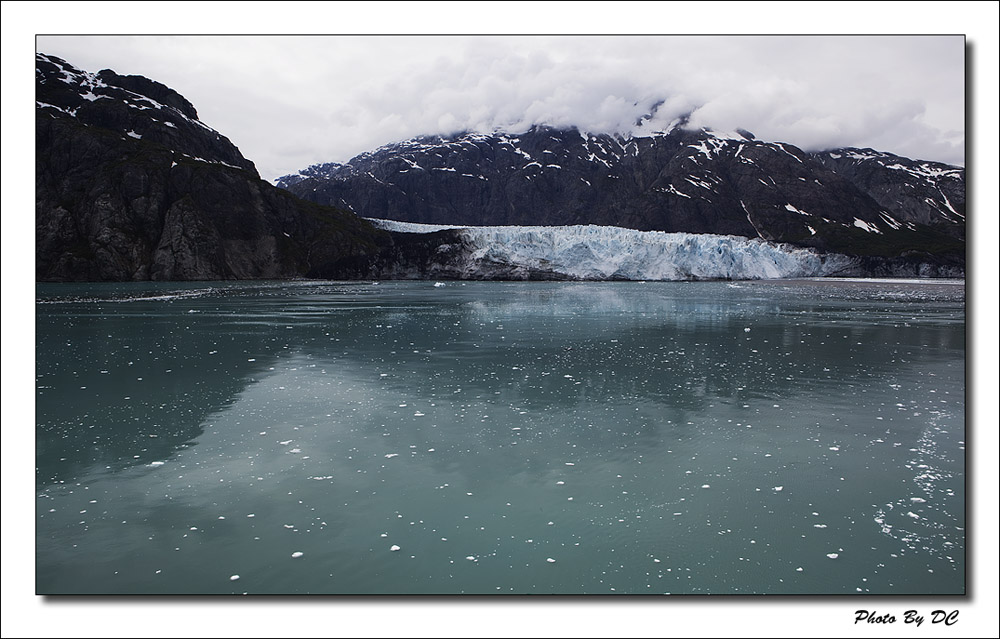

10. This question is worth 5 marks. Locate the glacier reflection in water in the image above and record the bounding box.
[35,279,965,594]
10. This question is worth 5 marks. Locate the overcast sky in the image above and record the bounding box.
[34,34,967,182]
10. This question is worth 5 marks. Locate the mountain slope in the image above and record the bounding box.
[813,148,965,237]
[36,53,387,281]
[277,126,965,270]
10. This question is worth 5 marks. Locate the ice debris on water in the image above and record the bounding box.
[547,558,556,563]
[291,551,303,558]
[230,575,240,581]
[827,553,839,559]
[390,545,401,552]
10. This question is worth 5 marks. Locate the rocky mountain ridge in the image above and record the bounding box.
[277,125,965,268]
[36,53,387,281]
[35,52,965,282]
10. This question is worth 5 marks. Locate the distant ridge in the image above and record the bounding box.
[277,125,964,271]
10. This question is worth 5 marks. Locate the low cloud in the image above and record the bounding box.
[37,35,966,180]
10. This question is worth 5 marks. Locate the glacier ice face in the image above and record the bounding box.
[369,219,855,281]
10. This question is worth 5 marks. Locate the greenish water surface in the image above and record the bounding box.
[35,279,965,595]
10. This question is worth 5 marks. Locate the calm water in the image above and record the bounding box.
[35,279,965,595]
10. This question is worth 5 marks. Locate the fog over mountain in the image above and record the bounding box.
[35,35,965,182]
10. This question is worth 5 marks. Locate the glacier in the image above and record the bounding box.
[368,219,856,281]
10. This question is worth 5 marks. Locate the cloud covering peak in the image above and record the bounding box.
[36,35,965,181]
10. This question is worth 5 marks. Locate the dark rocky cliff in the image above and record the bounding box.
[36,53,388,282]
[278,126,965,272]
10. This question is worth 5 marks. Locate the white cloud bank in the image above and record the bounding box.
[35,34,966,181]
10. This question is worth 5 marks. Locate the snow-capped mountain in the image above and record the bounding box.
[276,125,965,268]
[813,148,965,235]
[35,52,965,282]
[36,52,255,174]
[36,53,385,281]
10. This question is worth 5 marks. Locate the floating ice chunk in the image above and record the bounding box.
[701,484,710,489]
[827,553,839,559]
[390,545,401,551]
[773,486,783,492]
[385,454,399,459]
[744,327,751,332]
[291,552,303,558]
[230,575,240,581]
[433,282,446,287]
[546,558,556,563]
[466,556,476,561]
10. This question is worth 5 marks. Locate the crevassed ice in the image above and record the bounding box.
[368,219,853,281]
